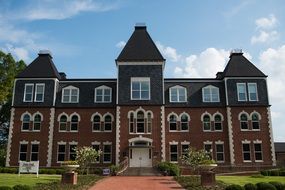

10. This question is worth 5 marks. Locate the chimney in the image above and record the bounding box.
[135,23,146,30]
[38,50,53,58]
[230,49,243,58]
[59,72,67,80]
[216,72,224,79]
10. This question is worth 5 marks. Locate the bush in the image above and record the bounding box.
[225,184,244,190]
[0,167,17,174]
[270,170,280,176]
[279,170,285,176]
[244,183,257,190]
[93,168,103,175]
[250,174,264,178]
[260,170,269,176]
[13,185,31,190]
[0,187,13,190]
[157,162,180,176]
[39,168,58,175]
[269,182,285,190]
[55,168,65,174]
[256,182,277,190]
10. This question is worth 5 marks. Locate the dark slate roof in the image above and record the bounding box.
[17,53,61,79]
[116,26,165,62]
[223,53,267,77]
[275,142,285,153]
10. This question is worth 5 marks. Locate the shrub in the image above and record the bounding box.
[256,182,277,190]
[251,174,264,178]
[55,168,65,174]
[244,183,257,190]
[0,167,17,174]
[269,182,285,190]
[157,162,180,176]
[93,168,103,175]
[13,185,31,190]
[279,170,285,176]
[0,187,13,190]
[260,170,269,176]
[39,168,59,175]
[270,170,280,176]
[225,184,244,190]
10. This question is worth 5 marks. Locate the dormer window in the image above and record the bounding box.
[62,86,79,103]
[24,84,34,102]
[248,83,258,101]
[35,84,45,102]
[95,86,112,103]
[169,86,186,102]
[131,78,150,100]
[202,85,220,102]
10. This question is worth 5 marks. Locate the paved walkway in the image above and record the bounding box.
[89,176,185,190]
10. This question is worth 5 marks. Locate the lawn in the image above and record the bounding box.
[0,174,60,187]
[217,175,285,185]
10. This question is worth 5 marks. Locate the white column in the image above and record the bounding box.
[5,108,15,167]
[160,106,166,161]
[115,106,121,165]
[47,108,55,167]
[267,107,276,166]
[227,107,235,165]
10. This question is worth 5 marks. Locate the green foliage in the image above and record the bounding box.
[157,162,180,176]
[175,176,227,190]
[61,160,78,165]
[256,182,277,190]
[0,187,13,190]
[12,185,31,190]
[260,169,285,176]
[0,167,18,173]
[269,182,285,190]
[244,183,257,190]
[0,146,6,167]
[225,184,245,190]
[250,174,264,178]
[93,168,103,175]
[75,146,101,174]
[110,165,119,176]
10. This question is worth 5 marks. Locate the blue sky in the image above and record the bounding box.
[0,0,285,141]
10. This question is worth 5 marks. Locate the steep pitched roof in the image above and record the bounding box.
[275,142,285,153]
[116,26,165,62]
[222,52,266,77]
[17,52,61,79]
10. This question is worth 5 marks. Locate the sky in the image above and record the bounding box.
[0,0,284,141]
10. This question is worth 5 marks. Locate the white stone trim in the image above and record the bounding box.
[20,111,32,121]
[242,139,251,144]
[215,140,224,144]
[213,111,224,121]
[6,108,15,166]
[70,112,81,121]
[31,140,40,144]
[32,111,44,121]
[238,110,250,120]
[250,111,262,120]
[181,141,190,145]
[19,140,28,144]
[11,79,17,106]
[146,110,154,118]
[90,112,103,121]
[103,141,112,145]
[69,141,78,145]
[253,139,262,144]
[267,107,276,166]
[167,112,179,121]
[204,140,212,144]
[115,106,120,165]
[128,135,153,143]
[103,112,114,121]
[47,108,55,167]
[57,141,66,145]
[227,107,235,165]
[161,106,166,161]
[57,112,69,121]
[179,112,190,121]
[169,141,178,145]
[92,141,100,145]
[200,111,212,121]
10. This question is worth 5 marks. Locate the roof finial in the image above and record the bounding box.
[135,23,146,30]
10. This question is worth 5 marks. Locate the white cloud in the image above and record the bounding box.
[156,42,181,62]
[116,41,126,48]
[2,44,30,61]
[255,14,277,29]
[251,30,278,44]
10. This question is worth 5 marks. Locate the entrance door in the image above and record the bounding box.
[129,148,152,167]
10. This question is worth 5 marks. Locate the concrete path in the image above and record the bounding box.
[89,176,185,190]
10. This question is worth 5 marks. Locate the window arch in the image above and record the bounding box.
[251,113,260,130]
[202,85,220,102]
[92,115,101,131]
[169,114,178,131]
[33,114,42,131]
[104,115,112,131]
[136,111,145,133]
[21,113,31,131]
[240,113,249,130]
[95,85,112,103]
[203,114,211,131]
[59,114,68,131]
[70,115,79,131]
[180,114,189,131]
[62,86,79,103]
[214,114,222,131]
[169,85,187,102]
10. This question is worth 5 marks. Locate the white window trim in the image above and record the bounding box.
[23,83,34,102]
[202,85,220,103]
[103,114,113,132]
[30,143,39,161]
[94,85,112,103]
[213,113,223,132]
[92,142,101,163]
[179,113,190,132]
[58,113,68,132]
[202,114,212,132]
[130,77,150,100]
[169,114,178,132]
[215,141,225,163]
[253,142,263,162]
[91,113,102,132]
[68,142,77,160]
[169,143,178,163]
[57,142,66,163]
[169,85,187,103]
[21,112,31,132]
[19,142,28,161]
[242,141,252,162]
[61,86,79,103]
[237,83,247,101]
[32,113,42,132]
[103,143,112,163]
[34,83,45,102]
[248,83,258,101]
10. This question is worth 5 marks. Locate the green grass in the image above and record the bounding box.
[0,174,60,187]
[217,175,285,186]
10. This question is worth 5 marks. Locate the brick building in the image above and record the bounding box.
[6,25,276,170]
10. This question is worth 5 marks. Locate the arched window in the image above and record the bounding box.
[169,115,177,131]
[214,114,222,131]
[22,114,30,131]
[70,115,79,131]
[147,112,152,133]
[33,114,41,131]
[129,112,134,133]
[137,111,145,133]
[240,114,248,130]
[104,115,112,131]
[93,115,101,131]
[180,114,189,131]
[59,115,67,131]
[252,113,260,130]
[203,115,211,131]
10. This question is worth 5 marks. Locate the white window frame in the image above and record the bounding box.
[204,141,213,159]
[30,142,40,161]
[202,114,211,132]
[70,114,79,132]
[181,142,190,158]
[242,141,251,162]
[94,86,112,103]
[92,142,101,163]
[103,142,112,163]
[57,142,66,163]
[34,83,45,102]
[237,83,247,101]
[253,142,263,162]
[61,86,79,103]
[213,114,223,131]
[23,84,34,102]
[33,114,42,131]
[202,85,220,102]
[215,142,224,163]
[103,114,112,132]
[19,142,28,161]
[169,142,178,163]
[69,142,78,161]
[21,113,31,131]
[169,86,187,103]
[248,83,258,101]
[92,114,101,132]
[131,77,150,100]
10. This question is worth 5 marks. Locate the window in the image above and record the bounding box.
[252,113,260,130]
[169,115,177,131]
[92,115,101,131]
[95,86,112,103]
[214,114,222,131]
[240,114,249,130]
[103,144,112,163]
[59,115,68,131]
[170,86,186,102]
[180,114,189,131]
[203,115,211,131]
[62,87,79,103]
[57,144,66,162]
[216,144,224,162]
[31,144,39,161]
[137,111,145,133]
[202,86,220,102]
[131,78,150,100]
[170,144,178,162]
[104,115,112,131]
[181,144,189,158]
[248,83,258,101]
[19,143,28,161]
[33,114,41,131]
[242,143,251,161]
[24,84,34,102]
[69,144,77,161]
[147,112,152,133]
[22,114,30,131]
[70,115,79,131]
[254,143,263,161]
[35,84,45,102]
[204,143,212,159]
[237,83,247,101]
[129,112,134,133]
[92,144,100,163]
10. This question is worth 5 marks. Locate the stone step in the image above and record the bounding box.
[120,167,161,176]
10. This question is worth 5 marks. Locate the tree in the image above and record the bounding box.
[75,146,101,174]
